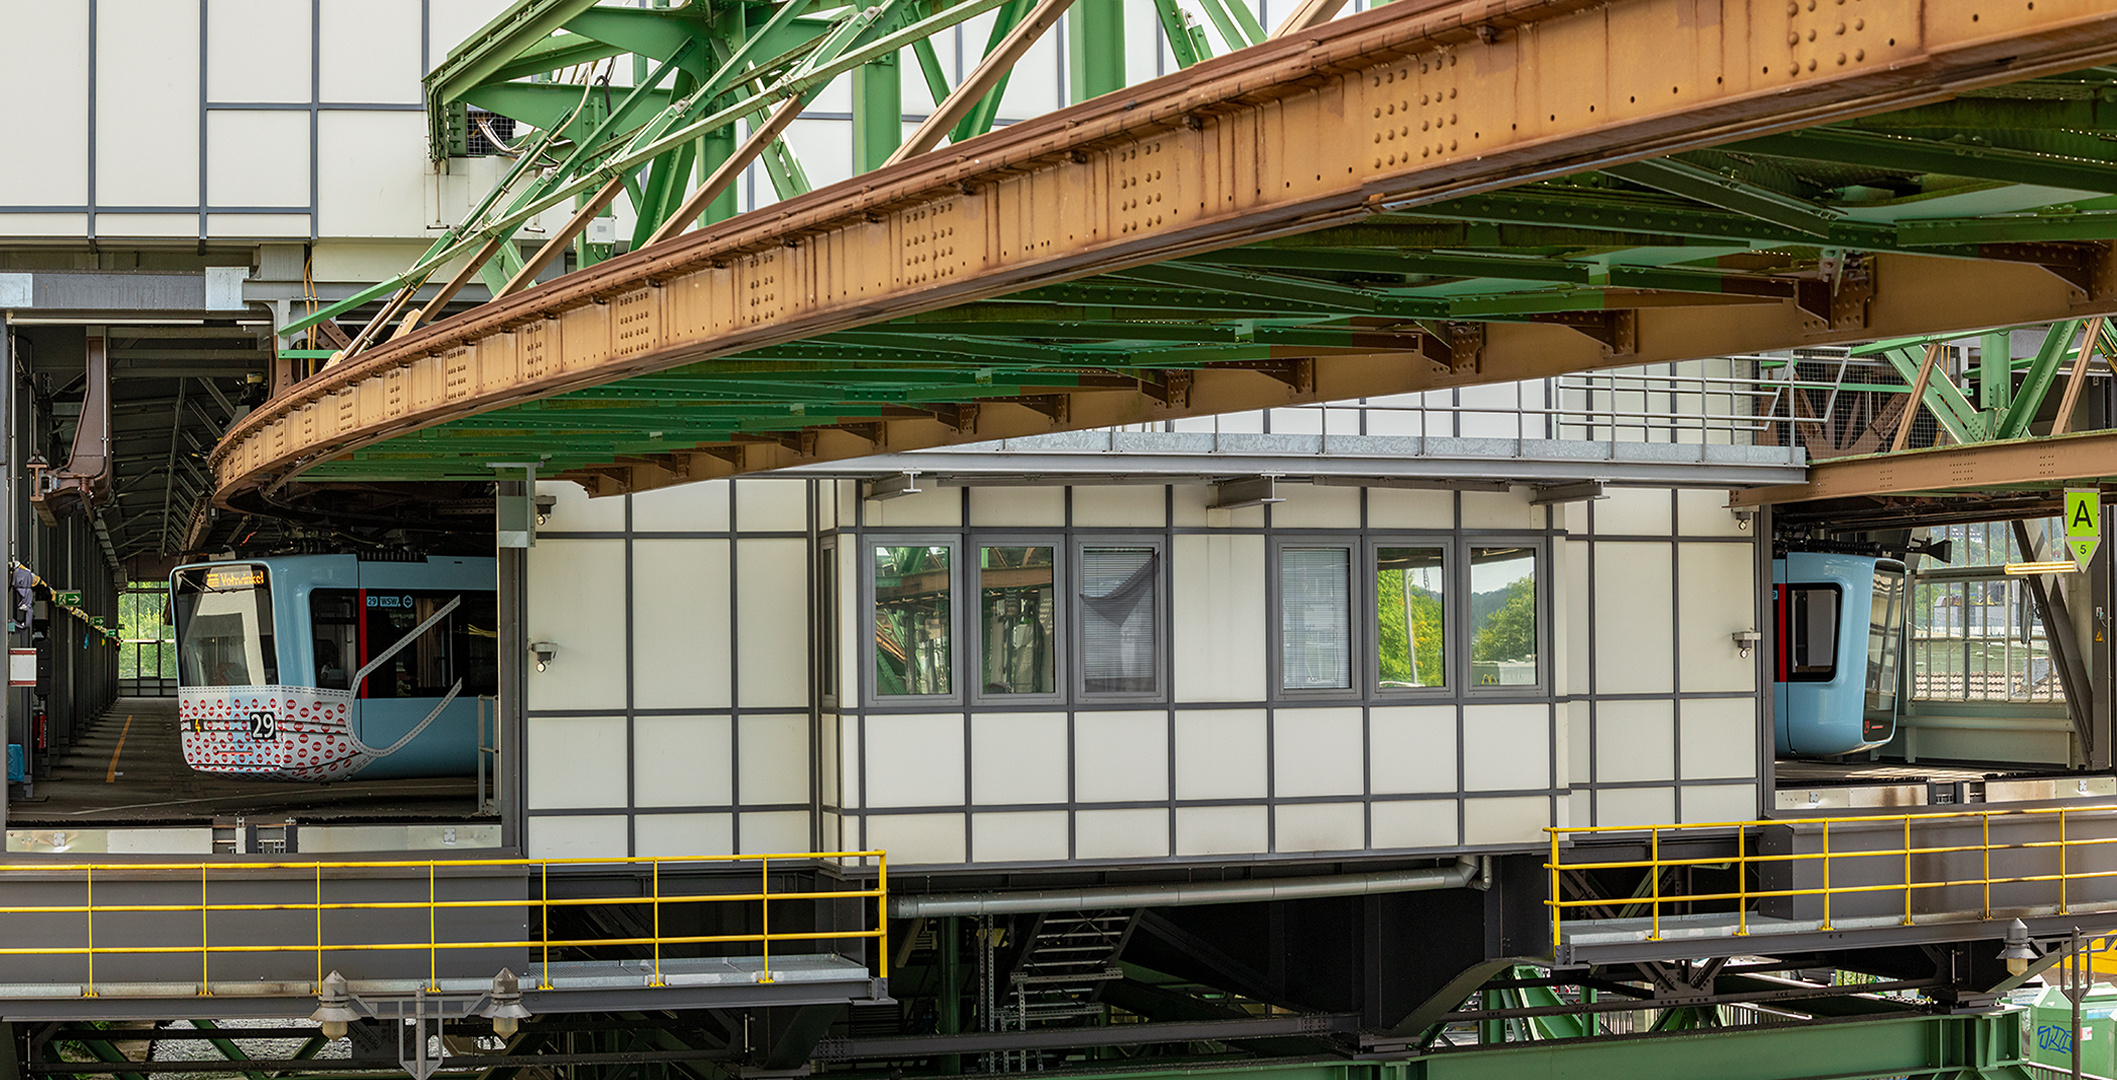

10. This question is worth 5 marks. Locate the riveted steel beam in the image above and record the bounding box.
[1734,426,2117,506]
[218,0,2117,503]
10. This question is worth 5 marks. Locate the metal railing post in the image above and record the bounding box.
[1736,826,1749,937]
[1821,821,1833,931]
[540,862,552,990]
[315,864,324,992]
[200,864,210,994]
[1983,814,1993,919]
[651,860,663,987]
[1903,815,1914,926]
[84,867,95,997]
[2060,808,2071,915]
[428,862,438,991]
[1550,830,1564,949]
[760,856,773,983]
[1649,827,1661,941]
[878,852,890,980]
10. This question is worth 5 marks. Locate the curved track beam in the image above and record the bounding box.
[215,0,2117,503]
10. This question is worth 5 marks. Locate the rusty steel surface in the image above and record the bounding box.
[213,0,2117,504]
[1733,428,2117,506]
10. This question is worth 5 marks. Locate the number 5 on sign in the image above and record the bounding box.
[2066,487,2101,569]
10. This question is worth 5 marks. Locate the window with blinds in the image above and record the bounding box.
[1280,547,1352,690]
[1079,545,1159,696]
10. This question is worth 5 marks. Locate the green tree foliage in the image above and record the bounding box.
[1471,577,1537,663]
[1376,570,1444,686]
[117,584,176,678]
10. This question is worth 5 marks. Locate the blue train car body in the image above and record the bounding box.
[170,554,497,781]
[1772,551,1907,757]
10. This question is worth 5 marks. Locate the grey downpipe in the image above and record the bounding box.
[889,857,1486,918]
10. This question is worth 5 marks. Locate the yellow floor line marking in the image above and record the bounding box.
[105,714,133,783]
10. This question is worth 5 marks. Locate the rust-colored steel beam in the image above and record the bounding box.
[212,0,2117,503]
[1734,428,2117,506]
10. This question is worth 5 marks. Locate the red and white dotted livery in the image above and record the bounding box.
[178,685,371,782]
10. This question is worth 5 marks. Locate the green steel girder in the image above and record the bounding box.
[1982,330,2013,413]
[424,0,604,154]
[1734,128,2117,195]
[1184,248,1595,284]
[1602,158,1844,237]
[561,6,716,69]
[951,0,1035,144]
[1067,0,1126,101]
[1856,92,2117,132]
[893,319,1249,341]
[1997,320,2082,440]
[459,84,678,144]
[1877,345,1984,443]
[1151,0,1212,67]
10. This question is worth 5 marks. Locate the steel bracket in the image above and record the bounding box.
[1794,254,1874,331]
[1139,370,1193,410]
[1011,394,1071,424]
[1976,241,2114,301]
[1519,310,1637,356]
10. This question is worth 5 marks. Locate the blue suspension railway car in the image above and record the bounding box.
[171,555,498,781]
[1773,551,1908,757]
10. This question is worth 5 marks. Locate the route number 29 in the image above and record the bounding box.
[246,711,278,740]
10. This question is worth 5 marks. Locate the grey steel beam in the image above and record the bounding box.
[774,435,1807,488]
[813,1012,1363,1059]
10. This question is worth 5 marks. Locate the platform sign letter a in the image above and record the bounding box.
[2066,487,2101,568]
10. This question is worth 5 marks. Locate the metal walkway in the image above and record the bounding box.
[1550,804,2117,966]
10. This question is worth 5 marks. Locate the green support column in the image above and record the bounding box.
[853,53,903,173]
[1982,330,2013,417]
[1067,0,1125,103]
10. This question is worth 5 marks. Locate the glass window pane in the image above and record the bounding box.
[1376,546,1445,689]
[1865,565,1905,709]
[875,545,952,696]
[1469,547,1537,686]
[1786,585,1839,678]
[1081,546,1158,695]
[1281,547,1352,690]
[980,546,1056,695]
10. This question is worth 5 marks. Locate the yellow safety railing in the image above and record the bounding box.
[0,850,886,998]
[1547,806,2117,950]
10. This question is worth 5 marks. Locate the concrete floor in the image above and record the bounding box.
[10,698,483,825]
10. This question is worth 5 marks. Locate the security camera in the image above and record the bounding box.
[529,641,557,672]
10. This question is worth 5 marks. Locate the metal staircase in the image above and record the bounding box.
[982,910,1140,1070]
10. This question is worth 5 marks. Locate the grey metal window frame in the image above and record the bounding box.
[968,533,1068,709]
[862,534,965,708]
[1366,534,1455,700]
[1462,535,1550,695]
[1267,533,1364,702]
[818,534,841,709]
[1072,534,1170,704]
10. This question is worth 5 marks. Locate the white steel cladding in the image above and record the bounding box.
[517,475,1765,868]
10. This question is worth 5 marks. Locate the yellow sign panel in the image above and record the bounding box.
[202,566,265,590]
[2066,488,2101,569]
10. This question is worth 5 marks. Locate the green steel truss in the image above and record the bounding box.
[282,1,2117,487]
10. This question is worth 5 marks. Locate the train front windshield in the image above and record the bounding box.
[173,565,279,688]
